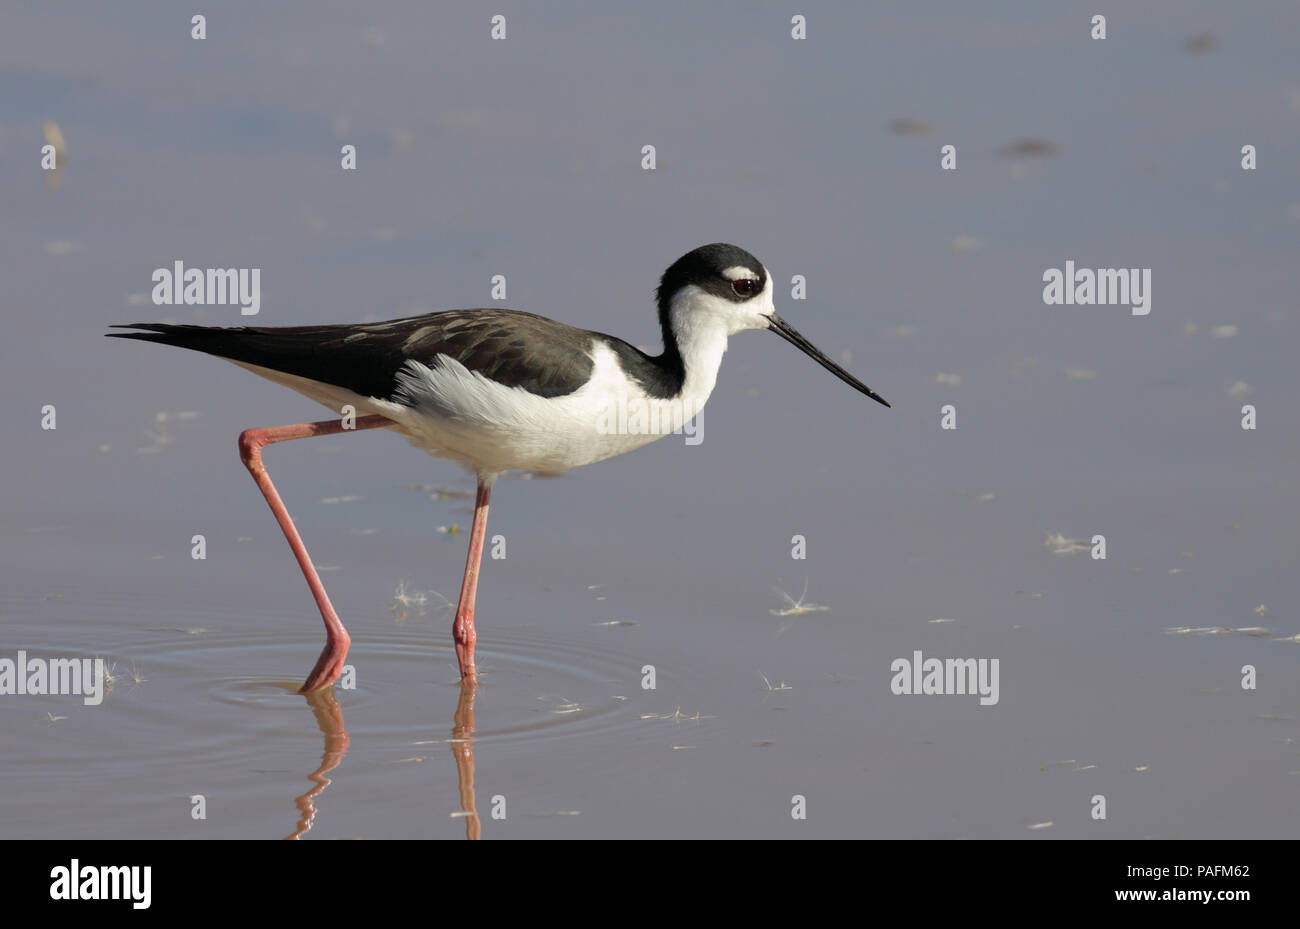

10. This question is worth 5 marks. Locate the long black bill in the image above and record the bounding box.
[766,314,890,408]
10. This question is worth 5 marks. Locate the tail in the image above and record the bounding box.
[105,323,264,363]
[106,322,403,400]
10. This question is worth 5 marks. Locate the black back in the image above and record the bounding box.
[108,310,600,400]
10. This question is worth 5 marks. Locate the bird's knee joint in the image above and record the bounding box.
[238,429,264,468]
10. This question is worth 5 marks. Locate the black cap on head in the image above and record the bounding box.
[656,243,767,320]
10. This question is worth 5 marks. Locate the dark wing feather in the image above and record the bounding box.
[106,309,597,400]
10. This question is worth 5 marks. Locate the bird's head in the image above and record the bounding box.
[656,243,890,407]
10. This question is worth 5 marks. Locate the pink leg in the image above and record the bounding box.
[238,414,391,693]
[453,481,492,686]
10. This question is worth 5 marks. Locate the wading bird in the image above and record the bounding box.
[109,243,889,691]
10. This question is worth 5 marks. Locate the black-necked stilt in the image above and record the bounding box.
[108,243,889,692]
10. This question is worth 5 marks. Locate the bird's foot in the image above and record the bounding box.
[298,633,351,693]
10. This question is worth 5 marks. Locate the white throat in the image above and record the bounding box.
[666,270,774,403]
[668,290,736,403]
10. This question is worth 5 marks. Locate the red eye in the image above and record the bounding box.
[731,278,760,297]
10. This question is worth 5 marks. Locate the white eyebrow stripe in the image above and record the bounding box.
[720,265,759,281]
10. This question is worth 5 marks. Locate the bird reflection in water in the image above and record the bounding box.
[285,681,480,840]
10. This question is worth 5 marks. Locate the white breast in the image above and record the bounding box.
[378,343,710,475]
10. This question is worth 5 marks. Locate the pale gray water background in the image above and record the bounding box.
[1,1,1298,838]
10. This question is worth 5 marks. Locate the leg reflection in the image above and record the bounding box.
[285,686,350,840]
[451,679,480,840]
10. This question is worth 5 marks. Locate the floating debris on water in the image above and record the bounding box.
[1163,625,1271,637]
[391,582,450,621]
[391,581,428,610]
[760,673,792,692]
[640,707,713,723]
[1044,533,1089,555]
[770,579,829,617]
[404,483,474,500]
